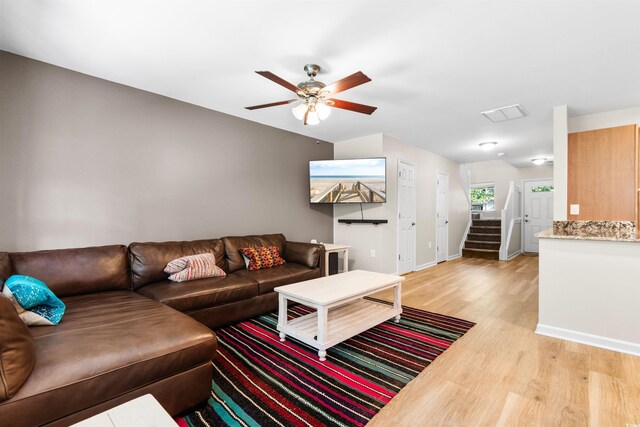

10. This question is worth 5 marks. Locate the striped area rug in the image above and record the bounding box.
[178,300,474,427]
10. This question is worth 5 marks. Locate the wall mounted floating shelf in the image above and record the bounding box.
[337,219,388,225]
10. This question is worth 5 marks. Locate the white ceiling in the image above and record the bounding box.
[1,1,639,167]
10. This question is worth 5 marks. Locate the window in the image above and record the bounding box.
[470,183,495,211]
[531,185,554,192]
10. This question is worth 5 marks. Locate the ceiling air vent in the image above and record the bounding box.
[481,104,526,123]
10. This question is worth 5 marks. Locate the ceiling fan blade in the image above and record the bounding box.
[323,71,371,96]
[255,71,301,93]
[328,99,377,115]
[245,99,298,110]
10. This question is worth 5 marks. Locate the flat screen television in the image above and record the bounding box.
[309,158,386,204]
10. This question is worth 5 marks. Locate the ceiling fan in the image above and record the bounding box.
[245,64,377,126]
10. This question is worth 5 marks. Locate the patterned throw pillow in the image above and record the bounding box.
[164,253,226,282]
[2,275,66,325]
[239,246,286,271]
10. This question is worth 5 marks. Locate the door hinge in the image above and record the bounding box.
[398,254,401,260]
[399,213,401,219]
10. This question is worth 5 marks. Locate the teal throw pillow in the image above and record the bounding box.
[2,275,66,325]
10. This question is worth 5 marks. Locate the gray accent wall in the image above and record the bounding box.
[0,51,333,251]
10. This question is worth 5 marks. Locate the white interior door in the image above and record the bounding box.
[524,179,554,252]
[436,172,449,263]
[398,161,416,274]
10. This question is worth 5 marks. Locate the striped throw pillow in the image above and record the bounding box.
[239,246,286,271]
[164,253,226,282]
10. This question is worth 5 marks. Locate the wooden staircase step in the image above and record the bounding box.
[462,248,500,260]
[470,226,501,234]
[472,219,501,227]
[467,233,501,242]
[465,240,501,250]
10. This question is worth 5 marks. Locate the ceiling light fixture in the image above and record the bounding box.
[479,141,498,151]
[532,158,547,165]
[292,97,331,126]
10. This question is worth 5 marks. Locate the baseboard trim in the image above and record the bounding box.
[535,323,640,357]
[448,252,462,261]
[415,261,436,271]
[506,250,522,261]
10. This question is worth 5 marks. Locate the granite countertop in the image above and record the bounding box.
[536,220,640,243]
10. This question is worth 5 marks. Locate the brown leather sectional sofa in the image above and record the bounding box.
[0,233,324,426]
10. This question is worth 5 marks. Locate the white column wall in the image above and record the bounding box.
[537,237,640,356]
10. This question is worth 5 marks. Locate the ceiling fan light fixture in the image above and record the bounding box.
[306,109,320,126]
[292,102,307,120]
[532,158,547,165]
[316,102,332,120]
[479,141,498,151]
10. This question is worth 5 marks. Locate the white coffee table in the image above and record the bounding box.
[274,270,404,361]
[71,394,175,427]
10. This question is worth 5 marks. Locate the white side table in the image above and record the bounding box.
[71,394,175,427]
[322,243,350,276]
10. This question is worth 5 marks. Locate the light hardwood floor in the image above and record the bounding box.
[368,255,640,426]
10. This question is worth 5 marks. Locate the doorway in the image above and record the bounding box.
[436,172,449,263]
[397,161,416,274]
[523,179,554,253]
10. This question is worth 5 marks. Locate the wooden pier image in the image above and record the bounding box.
[310,180,385,203]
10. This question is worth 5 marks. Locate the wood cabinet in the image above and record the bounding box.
[567,124,638,221]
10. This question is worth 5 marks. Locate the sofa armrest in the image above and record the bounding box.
[284,241,324,270]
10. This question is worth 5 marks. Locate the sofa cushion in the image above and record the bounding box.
[0,294,36,402]
[9,246,130,298]
[223,234,286,273]
[136,275,259,312]
[129,239,226,290]
[233,263,320,294]
[0,291,217,426]
[284,241,322,269]
[0,252,10,282]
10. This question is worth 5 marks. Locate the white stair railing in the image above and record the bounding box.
[499,181,520,261]
[459,165,472,256]
[499,181,522,260]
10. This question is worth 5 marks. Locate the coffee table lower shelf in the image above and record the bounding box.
[278,298,401,361]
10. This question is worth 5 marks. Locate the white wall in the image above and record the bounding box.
[537,237,640,356]
[332,135,387,272]
[553,105,569,220]
[568,106,640,133]
[333,134,469,274]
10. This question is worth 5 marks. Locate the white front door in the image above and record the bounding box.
[524,179,554,253]
[436,172,449,263]
[398,161,416,274]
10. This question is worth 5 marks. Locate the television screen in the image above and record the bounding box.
[309,158,386,204]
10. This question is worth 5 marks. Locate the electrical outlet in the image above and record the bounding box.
[310,239,317,244]
[428,242,432,248]
[570,204,580,215]
[370,249,376,258]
